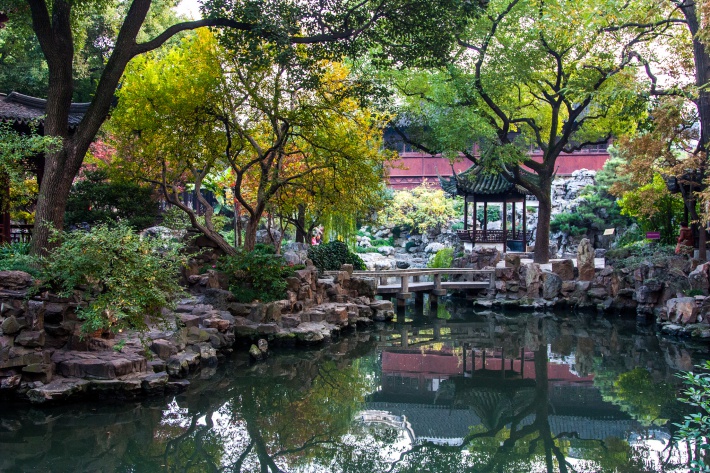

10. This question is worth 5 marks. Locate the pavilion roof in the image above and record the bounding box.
[439,164,531,198]
[0,92,89,129]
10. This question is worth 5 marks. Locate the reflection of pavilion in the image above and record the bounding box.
[363,322,664,447]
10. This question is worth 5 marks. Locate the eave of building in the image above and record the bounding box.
[0,91,89,130]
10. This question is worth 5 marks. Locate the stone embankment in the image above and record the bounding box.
[0,263,392,404]
[458,238,710,339]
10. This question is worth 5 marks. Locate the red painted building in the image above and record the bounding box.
[387,146,611,190]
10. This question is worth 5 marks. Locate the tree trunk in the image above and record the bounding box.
[533,184,552,264]
[295,204,307,243]
[29,150,76,255]
[245,216,259,252]
[683,2,710,260]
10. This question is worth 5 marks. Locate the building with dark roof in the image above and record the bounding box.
[0,92,89,243]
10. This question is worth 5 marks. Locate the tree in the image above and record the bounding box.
[2,0,482,255]
[381,183,457,234]
[610,1,710,260]
[390,0,659,262]
[110,30,393,252]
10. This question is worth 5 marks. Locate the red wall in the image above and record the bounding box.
[387,150,610,190]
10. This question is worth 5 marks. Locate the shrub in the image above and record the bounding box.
[65,170,159,230]
[216,250,288,303]
[606,243,677,270]
[428,248,454,269]
[41,224,185,335]
[380,184,456,233]
[0,242,39,276]
[675,361,710,472]
[307,241,366,272]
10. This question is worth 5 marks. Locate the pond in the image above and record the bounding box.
[1,301,709,472]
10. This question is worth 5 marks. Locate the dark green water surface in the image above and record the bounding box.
[2,303,709,472]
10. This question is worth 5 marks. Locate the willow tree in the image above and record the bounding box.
[390,0,665,263]
[3,0,481,255]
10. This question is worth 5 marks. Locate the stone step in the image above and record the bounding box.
[51,350,147,380]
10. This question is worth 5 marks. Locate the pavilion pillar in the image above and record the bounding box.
[512,201,516,240]
[483,201,488,240]
[502,200,507,252]
[522,200,527,250]
[472,198,477,244]
[464,197,468,231]
[1,176,9,244]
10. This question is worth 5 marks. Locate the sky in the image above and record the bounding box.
[175,0,201,19]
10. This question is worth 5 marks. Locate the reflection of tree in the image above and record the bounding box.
[149,342,377,473]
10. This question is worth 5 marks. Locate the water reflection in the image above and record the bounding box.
[1,307,708,472]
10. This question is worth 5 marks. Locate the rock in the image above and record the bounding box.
[15,330,45,348]
[369,300,395,321]
[141,371,169,394]
[524,263,542,298]
[179,314,202,328]
[249,344,264,360]
[636,285,660,304]
[551,259,575,281]
[166,351,200,377]
[1,316,22,335]
[395,260,410,269]
[150,339,177,360]
[542,272,562,300]
[689,263,710,295]
[205,270,229,290]
[504,254,521,270]
[193,342,217,365]
[667,297,699,325]
[282,250,302,266]
[54,351,146,379]
[577,238,595,281]
[257,338,268,353]
[424,243,446,254]
[341,264,354,275]
[27,378,90,404]
[377,246,396,256]
[0,271,33,290]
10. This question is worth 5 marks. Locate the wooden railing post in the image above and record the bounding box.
[489,270,495,290]
[434,273,442,291]
[400,275,409,293]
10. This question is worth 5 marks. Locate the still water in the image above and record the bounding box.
[1,302,709,472]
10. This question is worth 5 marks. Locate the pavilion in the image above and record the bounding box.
[0,92,89,243]
[439,165,532,252]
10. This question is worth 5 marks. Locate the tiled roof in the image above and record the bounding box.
[439,164,531,198]
[0,92,89,128]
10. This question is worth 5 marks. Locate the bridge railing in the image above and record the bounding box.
[348,268,495,292]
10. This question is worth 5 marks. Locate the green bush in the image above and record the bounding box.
[451,222,464,231]
[370,237,394,247]
[476,207,501,225]
[428,248,454,269]
[675,361,710,472]
[550,212,589,236]
[0,242,39,276]
[216,250,289,303]
[41,224,185,335]
[307,241,366,272]
[606,243,677,270]
[65,170,159,230]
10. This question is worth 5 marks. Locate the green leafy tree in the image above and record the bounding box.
[3,0,482,256]
[618,174,685,245]
[381,183,457,234]
[389,0,658,262]
[64,169,159,230]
